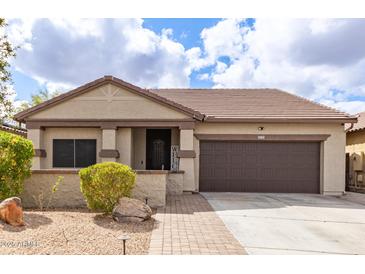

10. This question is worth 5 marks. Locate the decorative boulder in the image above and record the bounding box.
[0,197,25,226]
[112,197,152,223]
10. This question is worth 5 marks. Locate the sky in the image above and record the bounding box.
[5,18,365,114]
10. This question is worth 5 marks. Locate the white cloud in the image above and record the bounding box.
[6,18,365,115]
[7,18,191,89]
[197,73,210,81]
[200,19,247,63]
[319,99,365,115]
[194,18,365,114]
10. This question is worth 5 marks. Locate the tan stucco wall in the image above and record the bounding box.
[42,128,102,168]
[28,126,182,186]
[27,128,45,169]
[132,128,146,169]
[346,130,365,148]
[194,123,346,195]
[346,130,365,188]
[102,129,116,150]
[117,128,133,166]
[22,171,168,208]
[179,129,195,191]
[132,173,167,207]
[22,173,86,208]
[166,173,184,195]
[171,128,179,146]
[28,84,190,120]
[26,121,345,195]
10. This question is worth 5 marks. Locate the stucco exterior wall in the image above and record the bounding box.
[171,128,179,146]
[22,172,86,208]
[132,128,146,169]
[25,118,346,195]
[42,128,102,168]
[194,123,346,195]
[166,172,184,195]
[346,130,365,189]
[22,170,168,208]
[117,128,133,166]
[29,84,190,120]
[132,172,167,207]
[347,130,365,147]
[27,128,45,169]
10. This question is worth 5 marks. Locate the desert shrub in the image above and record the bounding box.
[32,175,64,211]
[0,131,34,200]
[79,162,136,213]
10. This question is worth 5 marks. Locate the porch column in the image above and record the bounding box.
[179,128,196,191]
[27,128,46,169]
[100,128,119,162]
[118,128,133,166]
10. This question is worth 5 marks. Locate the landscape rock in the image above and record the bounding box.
[112,197,152,223]
[0,197,25,226]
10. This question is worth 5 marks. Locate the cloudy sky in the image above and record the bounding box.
[6,18,365,114]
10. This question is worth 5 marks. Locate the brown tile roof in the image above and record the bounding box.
[13,76,356,123]
[348,111,365,132]
[0,122,27,137]
[151,88,357,122]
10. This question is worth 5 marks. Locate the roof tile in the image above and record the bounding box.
[151,88,355,121]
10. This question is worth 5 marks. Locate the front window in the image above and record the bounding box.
[53,139,96,168]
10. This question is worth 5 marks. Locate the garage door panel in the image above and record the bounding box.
[199,141,320,193]
[243,168,258,179]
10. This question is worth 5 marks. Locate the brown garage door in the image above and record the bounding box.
[199,141,320,193]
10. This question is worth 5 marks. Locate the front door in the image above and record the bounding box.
[146,129,171,170]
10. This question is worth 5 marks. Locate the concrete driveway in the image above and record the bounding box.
[202,192,365,255]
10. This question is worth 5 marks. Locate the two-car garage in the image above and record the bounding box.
[199,140,321,193]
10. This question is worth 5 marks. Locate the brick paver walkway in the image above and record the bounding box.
[148,194,246,255]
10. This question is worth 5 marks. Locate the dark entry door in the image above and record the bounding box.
[146,129,171,170]
[199,141,320,193]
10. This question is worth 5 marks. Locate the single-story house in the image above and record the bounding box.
[346,112,365,193]
[14,76,357,207]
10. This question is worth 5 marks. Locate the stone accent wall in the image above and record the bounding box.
[166,172,184,195]
[22,169,169,209]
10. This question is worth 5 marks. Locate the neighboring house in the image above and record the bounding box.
[0,121,27,137]
[14,76,357,207]
[346,112,365,193]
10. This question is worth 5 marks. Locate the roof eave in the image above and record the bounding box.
[204,117,358,123]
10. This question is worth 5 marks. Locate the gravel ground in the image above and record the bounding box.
[0,209,155,255]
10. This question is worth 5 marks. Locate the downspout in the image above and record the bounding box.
[345,122,354,133]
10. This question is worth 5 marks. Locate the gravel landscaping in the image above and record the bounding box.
[0,209,155,255]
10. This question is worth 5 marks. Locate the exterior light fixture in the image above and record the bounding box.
[118,234,130,255]
[258,127,264,131]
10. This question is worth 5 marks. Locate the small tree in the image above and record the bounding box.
[79,162,136,213]
[16,88,62,112]
[0,18,17,121]
[0,131,34,200]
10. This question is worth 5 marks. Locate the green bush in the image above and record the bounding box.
[79,162,136,213]
[0,131,34,200]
